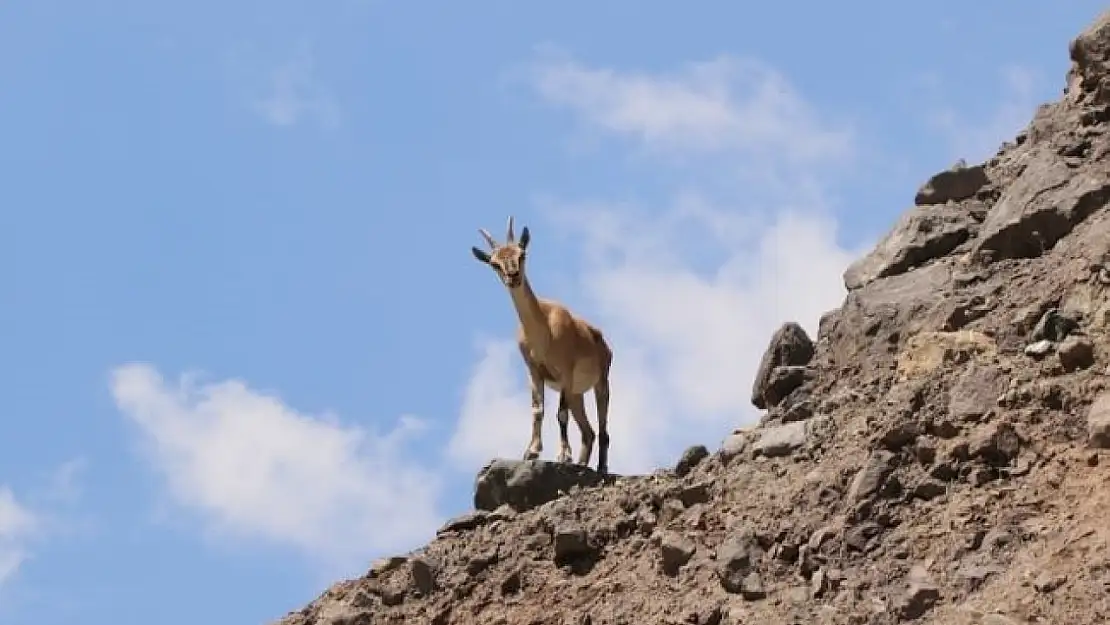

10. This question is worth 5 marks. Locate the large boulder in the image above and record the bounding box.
[473,459,606,512]
[751,322,815,409]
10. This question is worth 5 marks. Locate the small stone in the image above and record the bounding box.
[969,422,1023,466]
[675,445,710,477]
[1058,335,1096,371]
[409,556,440,595]
[1033,572,1067,593]
[677,482,712,506]
[753,421,808,457]
[913,479,947,500]
[762,365,812,408]
[659,531,697,575]
[898,566,940,619]
[1024,339,1054,358]
[715,533,761,593]
[739,572,766,601]
[499,568,523,595]
[438,510,490,534]
[465,548,499,575]
[658,498,685,527]
[845,521,882,552]
[1032,308,1078,342]
[369,555,407,578]
[847,450,898,503]
[1088,392,1110,448]
[552,524,591,561]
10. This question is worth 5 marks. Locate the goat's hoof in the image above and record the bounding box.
[522,450,540,461]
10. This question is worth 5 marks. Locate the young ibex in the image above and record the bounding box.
[471,216,613,475]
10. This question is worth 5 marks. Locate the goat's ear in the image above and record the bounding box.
[471,247,491,264]
[518,227,530,250]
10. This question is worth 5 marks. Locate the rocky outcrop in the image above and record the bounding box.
[273,10,1110,625]
[473,459,607,512]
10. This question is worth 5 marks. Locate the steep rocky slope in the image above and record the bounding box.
[274,11,1110,625]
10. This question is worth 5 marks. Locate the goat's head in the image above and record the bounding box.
[471,216,531,288]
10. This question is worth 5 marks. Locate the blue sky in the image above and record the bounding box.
[0,2,1104,624]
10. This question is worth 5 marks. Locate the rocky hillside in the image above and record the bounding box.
[274,11,1110,625]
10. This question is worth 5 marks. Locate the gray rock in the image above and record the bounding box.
[657,498,685,527]
[1068,10,1110,105]
[1058,334,1095,371]
[409,556,440,596]
[969,422,1023,467]
[1033,572,1067,593]
[738,572,766,601]
[914,162,990,205]
[659,531,696,575]
[1087,392,1110,448]
[753,421,808,458]
[437,510,490,534]
[715,531,762,594]
[751,322,815,409]
[949,363,1005,421]
[848,450,898,503]
[1032,307,1079,342]
[844,204,972,290]
[674,445,709,477]
[761,365,813,409]
[719,431,750,463]
[898,565,940,620]
[552,524,592,561]
[1024,339,1054,358]
[474,459,605,512]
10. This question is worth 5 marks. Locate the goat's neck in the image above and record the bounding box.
[508,275,552,355]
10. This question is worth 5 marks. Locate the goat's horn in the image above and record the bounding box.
[506,215,515,242]
[478,228,497,249]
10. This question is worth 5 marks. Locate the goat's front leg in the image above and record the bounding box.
[555,391,572,464]
[522,364,545,461]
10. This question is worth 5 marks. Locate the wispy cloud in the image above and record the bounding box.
[528,50,855,166]
[449,53,867,474]
[110,363,442,571]
[250,42,341,129]
[0,458,84,591]
[0,488,37,587]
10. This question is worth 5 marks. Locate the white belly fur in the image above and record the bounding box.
[543,364,600,395]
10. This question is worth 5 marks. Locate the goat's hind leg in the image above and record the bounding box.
[595,376,610,475]
[567,393,596,467]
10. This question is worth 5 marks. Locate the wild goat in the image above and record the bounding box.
[470,216,613,475]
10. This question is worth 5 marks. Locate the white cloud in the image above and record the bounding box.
[0,488,37,587]
[251,42,341,129]
[110,363,442,569]
[925,65,1042,163]
[449,54,868,475]
[528,51,855,165]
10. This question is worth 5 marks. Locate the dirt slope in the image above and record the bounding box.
[273,10,1110,625]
